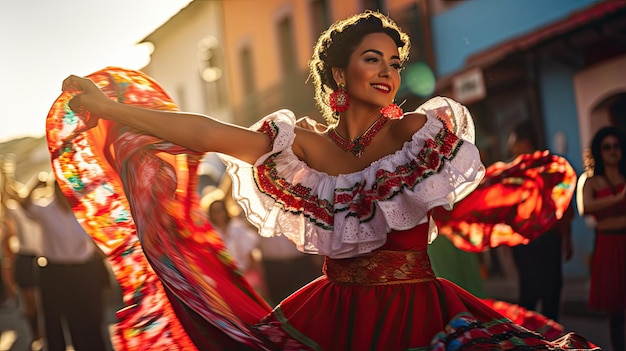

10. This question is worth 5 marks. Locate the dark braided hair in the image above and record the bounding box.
[309,11,410,124]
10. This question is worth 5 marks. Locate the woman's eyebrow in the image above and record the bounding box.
[361,49,401,61]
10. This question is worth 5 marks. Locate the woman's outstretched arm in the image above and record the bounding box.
[62,75,271,164]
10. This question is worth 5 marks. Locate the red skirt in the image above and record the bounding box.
[252,248,593,350]
[588,231,626,312]
[270,278,502,349]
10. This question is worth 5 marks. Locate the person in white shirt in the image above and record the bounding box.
[9,176,109,351]
[207,199,267,298]
[2,198,44,347]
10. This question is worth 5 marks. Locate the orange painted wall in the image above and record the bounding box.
[220,0,370,107]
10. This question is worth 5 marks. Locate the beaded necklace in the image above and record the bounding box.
[328,114,389,158]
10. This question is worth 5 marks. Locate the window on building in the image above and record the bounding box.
[198,36,226,110]
[310,0,329,40]
[239,46,256,96]
[362,0,385,12]
[277,15,297,75]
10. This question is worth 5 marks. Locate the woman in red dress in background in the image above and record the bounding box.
[581,126,626,351]
[48,11,599,350]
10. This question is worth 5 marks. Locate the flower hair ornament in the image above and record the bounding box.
[329,83,350,118]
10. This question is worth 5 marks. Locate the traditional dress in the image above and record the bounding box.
[46,67,599,350]
[588,184,626,313]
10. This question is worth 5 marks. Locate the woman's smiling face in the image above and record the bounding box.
[342,32,402,110]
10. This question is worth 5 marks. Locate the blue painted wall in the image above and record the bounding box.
[540,58,580,168]
[539,58,592,277]
[432,0,598,76]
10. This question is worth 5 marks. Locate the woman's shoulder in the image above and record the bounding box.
[390,111,427,141]
[585,175,605,188]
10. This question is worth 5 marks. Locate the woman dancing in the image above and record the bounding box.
[50,11,598,350]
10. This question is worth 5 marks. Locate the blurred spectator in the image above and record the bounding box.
[1,154,44,350]
[580,126,626,351]
[207,198,268,299]
[7,175,110,351]
[508,120,574,322]
[1,208,33,351]
[204,175,321,306]
[258,235,323,306]
[2,198,44,348]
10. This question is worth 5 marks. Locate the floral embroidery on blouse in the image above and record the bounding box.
[252,120,463,230]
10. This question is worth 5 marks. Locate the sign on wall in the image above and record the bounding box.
[452,67,486,104]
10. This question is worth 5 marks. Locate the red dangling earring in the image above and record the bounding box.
[381,103,403,119]
[329,83,350,118]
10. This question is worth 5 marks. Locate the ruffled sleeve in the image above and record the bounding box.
[220,98,485,259]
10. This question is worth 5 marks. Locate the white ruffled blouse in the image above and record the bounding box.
[220,97,485,259]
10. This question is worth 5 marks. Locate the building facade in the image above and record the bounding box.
[140,1,228,121]
[141,0,626,277]
[431,0,626,277]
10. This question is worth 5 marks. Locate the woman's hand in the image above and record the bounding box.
[62,75,111,116]
[62,75,111,132]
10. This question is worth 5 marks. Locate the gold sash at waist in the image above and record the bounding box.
[323,250,436,286]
